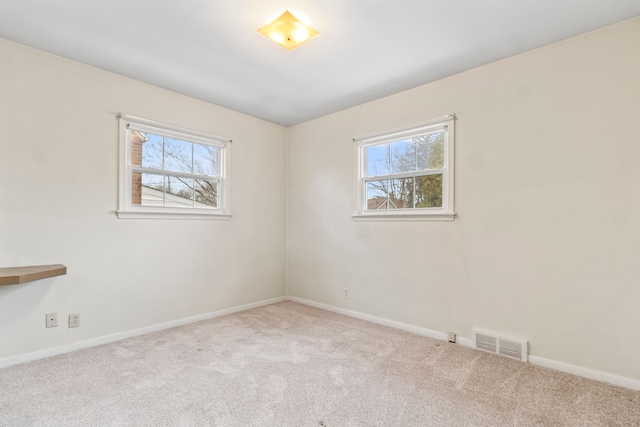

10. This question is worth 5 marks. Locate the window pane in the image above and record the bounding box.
[415,174,443,208]
[164,176,194,208]
[140,133,163,170]
[194,179,218,208]
[366,180,388,210]
[390,139,416,174]
[135,173,165,207]
[193,143,219,177]
[389,177,414,209]
[132,174,217,209]
[164,138,193,174]
[416,131,445,171]
[365,144,390,177]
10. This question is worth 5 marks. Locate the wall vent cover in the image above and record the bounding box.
[473,329,528,362]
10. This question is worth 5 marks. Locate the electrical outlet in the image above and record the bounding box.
[46,313,57,328]
[68,314,80,328]
[448,332,456,343]
[344,288,349,299]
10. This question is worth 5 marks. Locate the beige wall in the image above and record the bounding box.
[287,18,640,381]
[0,38,287,359]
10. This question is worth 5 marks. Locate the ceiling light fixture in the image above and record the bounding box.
[257,10,319,51]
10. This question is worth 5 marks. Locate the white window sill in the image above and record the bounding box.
[117,209,232,220]
[352,211,456,222]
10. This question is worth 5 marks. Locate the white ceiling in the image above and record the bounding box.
[1,1,639,126]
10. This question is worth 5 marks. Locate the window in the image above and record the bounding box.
[353,114,455,221]
[117,115,232,219]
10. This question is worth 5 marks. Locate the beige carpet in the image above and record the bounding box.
[0,301,638,426]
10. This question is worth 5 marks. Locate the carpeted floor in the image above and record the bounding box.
[0,301,639,426]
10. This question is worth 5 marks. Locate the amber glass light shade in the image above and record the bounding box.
[257,10,319,51]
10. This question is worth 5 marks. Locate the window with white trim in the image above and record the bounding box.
[354,115,455,221]
[117,115,232,219]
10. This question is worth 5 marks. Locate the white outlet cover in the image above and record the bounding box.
[46,313,57,328]
[69,314,80,328]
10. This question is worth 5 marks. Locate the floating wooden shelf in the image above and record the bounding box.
[0,264,67,285]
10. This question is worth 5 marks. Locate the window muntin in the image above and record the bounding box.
[118,115,231,219]
[354,115,454,220]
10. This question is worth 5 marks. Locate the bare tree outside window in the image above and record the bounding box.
[132,132,220,209]
[365,131,444,210]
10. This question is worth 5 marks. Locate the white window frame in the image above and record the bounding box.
[353,114,455,221]
[117,114,232,220]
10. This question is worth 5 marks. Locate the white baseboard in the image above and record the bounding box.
[287,296,639,391]
[287,296,455,342]
[0,296,286,369]
[528,355,640,391]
